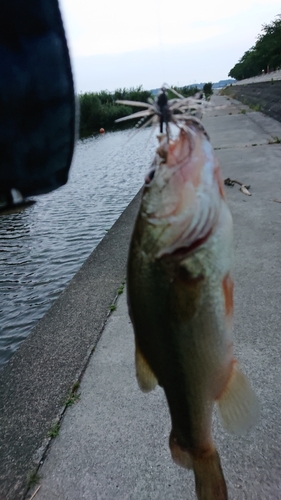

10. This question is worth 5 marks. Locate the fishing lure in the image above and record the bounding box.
[115,85,206,138]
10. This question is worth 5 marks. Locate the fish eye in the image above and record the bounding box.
[145,168,155,185]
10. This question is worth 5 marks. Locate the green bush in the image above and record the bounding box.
[78,86,152,138]
[203,82,213,99]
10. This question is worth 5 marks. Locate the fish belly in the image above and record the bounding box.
[129,244,230,444]
[129,204,233,431]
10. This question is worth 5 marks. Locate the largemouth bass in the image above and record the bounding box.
[127,119,259,500]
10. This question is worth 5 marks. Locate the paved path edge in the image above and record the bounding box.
[0,190,142,500]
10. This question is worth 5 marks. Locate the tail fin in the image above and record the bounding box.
[169,434,227,500]
[193,449,228,500]
[217,361,260,434]
[135,339,157,392]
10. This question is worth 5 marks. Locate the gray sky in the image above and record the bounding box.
[59,0,280,93]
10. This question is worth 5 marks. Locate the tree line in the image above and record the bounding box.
[229,14,281,80]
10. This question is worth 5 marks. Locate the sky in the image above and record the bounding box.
[59,0,280,93]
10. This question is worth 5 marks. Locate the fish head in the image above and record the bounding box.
[141,121,225,258]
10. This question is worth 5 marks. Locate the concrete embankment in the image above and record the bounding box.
[0,192,141,500]
[232,69,281,86]
[222,81,281,125]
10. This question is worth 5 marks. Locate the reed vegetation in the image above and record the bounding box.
[166,85,199,99]
[78,86,152,138]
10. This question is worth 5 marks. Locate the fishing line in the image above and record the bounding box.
[156,0,166,86]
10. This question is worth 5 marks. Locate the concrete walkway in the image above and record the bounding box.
[31,96,281,499]
[232,69,281,85]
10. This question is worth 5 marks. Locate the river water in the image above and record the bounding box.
[0,128,156,368]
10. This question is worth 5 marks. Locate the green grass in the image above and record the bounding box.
[65,393,80,406]
[26,470,40,489]
[65,394,81,406]
[249,103,261,112]
[240,109,246,114]
[109,304,117,312]
[64,381,81,407]
[268,136,281,144]
[117,285,124,295]
[48,422,60,438]
[219,87,234,97]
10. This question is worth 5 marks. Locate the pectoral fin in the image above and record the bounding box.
[135,339,158,392]
[217,361,260,434]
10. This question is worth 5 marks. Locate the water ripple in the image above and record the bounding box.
[0,128,156,368]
